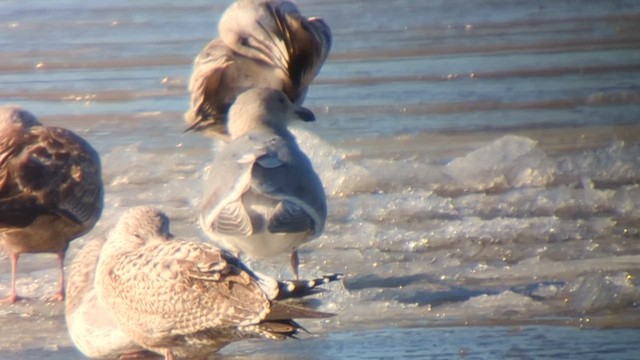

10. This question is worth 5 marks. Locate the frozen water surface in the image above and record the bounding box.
[1,0,640,359]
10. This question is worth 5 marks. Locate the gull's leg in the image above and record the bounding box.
[164,349,175,360]
[1,253,25,304]
[47,252,66,302]
[290,249,300,280]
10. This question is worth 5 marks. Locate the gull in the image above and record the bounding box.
[68,237,338,360]
[96,206,339,360]
[0,105,103,303]
[199,88,326,278]
[184,0,332,138]
[66,238,160,359]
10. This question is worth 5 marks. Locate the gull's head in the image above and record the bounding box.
[0,105,42,138]
[227,88,315,139]
[110,206,173,250]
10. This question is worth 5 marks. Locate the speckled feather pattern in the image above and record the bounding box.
[65,238,152,359]
[96,207,310,358]
[65,238,105,315]
[104,240,270,336]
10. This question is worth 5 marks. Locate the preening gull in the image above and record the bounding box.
[0,105,103,303]
[199,88,327,278]
[96,206,337,359]
[184,0,331,138]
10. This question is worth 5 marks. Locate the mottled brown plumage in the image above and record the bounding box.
[66,238,159,359]
[96,207,333,359]
[0,105,103,303]
[184,0,331,139]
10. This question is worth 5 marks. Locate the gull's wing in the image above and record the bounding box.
[271,5,332,103]
[250,136,327,235]
[0,126,103,230]
[66,237,104,314]
[184,38,234,135]
[209,198,253,236]
[200,136,261,237]
[219,0,332,103]
[102,240,271,338]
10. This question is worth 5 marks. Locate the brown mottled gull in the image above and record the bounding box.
[184,0,331,138]
[96,206,337,360]
[0,105,103,303]
[199,88,326,279]
[66,238,161,359]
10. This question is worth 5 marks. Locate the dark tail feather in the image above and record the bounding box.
[275,273,344,300]
[261,319,302,336]
[266,302,335,322]
[256,274,342,341]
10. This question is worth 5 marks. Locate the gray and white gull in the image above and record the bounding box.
[199,88,326,278]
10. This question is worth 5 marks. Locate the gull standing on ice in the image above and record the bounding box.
[96,206,337,360]
[184,0,332,138]
[66,238,160,359]
[200,88,326,278]
[0,106,103,303]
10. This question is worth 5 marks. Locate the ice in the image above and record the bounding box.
[563,272,640,314]
[99,142,208,236]
[281,131,640,326]
[444,135,555,192]
[292,127,377,197]
[438,290,551,320]
[557,141,640,186]
[293,127,449,196]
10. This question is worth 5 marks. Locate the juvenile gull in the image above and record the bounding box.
[184,0,331,138]
[68,236,338,359]
[66,238,160,359]
[199,88,326,278]
[0,105,103,303]
[96,206,336,359]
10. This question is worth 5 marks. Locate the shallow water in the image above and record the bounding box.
[1,0,640,359]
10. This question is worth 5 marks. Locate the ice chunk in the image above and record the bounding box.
[557,141,640,186]
[563,272,639,313]
[292,128,377,197]
[445,135,555,192]
[441,290,550,319]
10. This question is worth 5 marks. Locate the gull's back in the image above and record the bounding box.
[199,89,327,261]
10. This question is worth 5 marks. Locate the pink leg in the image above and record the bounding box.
[47,252,65,302]
[164,349,175,360]
[290,249,300,280]
[1,253,24,304]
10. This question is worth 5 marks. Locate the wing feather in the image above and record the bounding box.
[211,200,253,236]
[104,241,270,337]
[0,125,102,229]
[267,201,314,234]
[184,39,234,134]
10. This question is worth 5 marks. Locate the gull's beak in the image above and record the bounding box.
[294,106,316,122]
